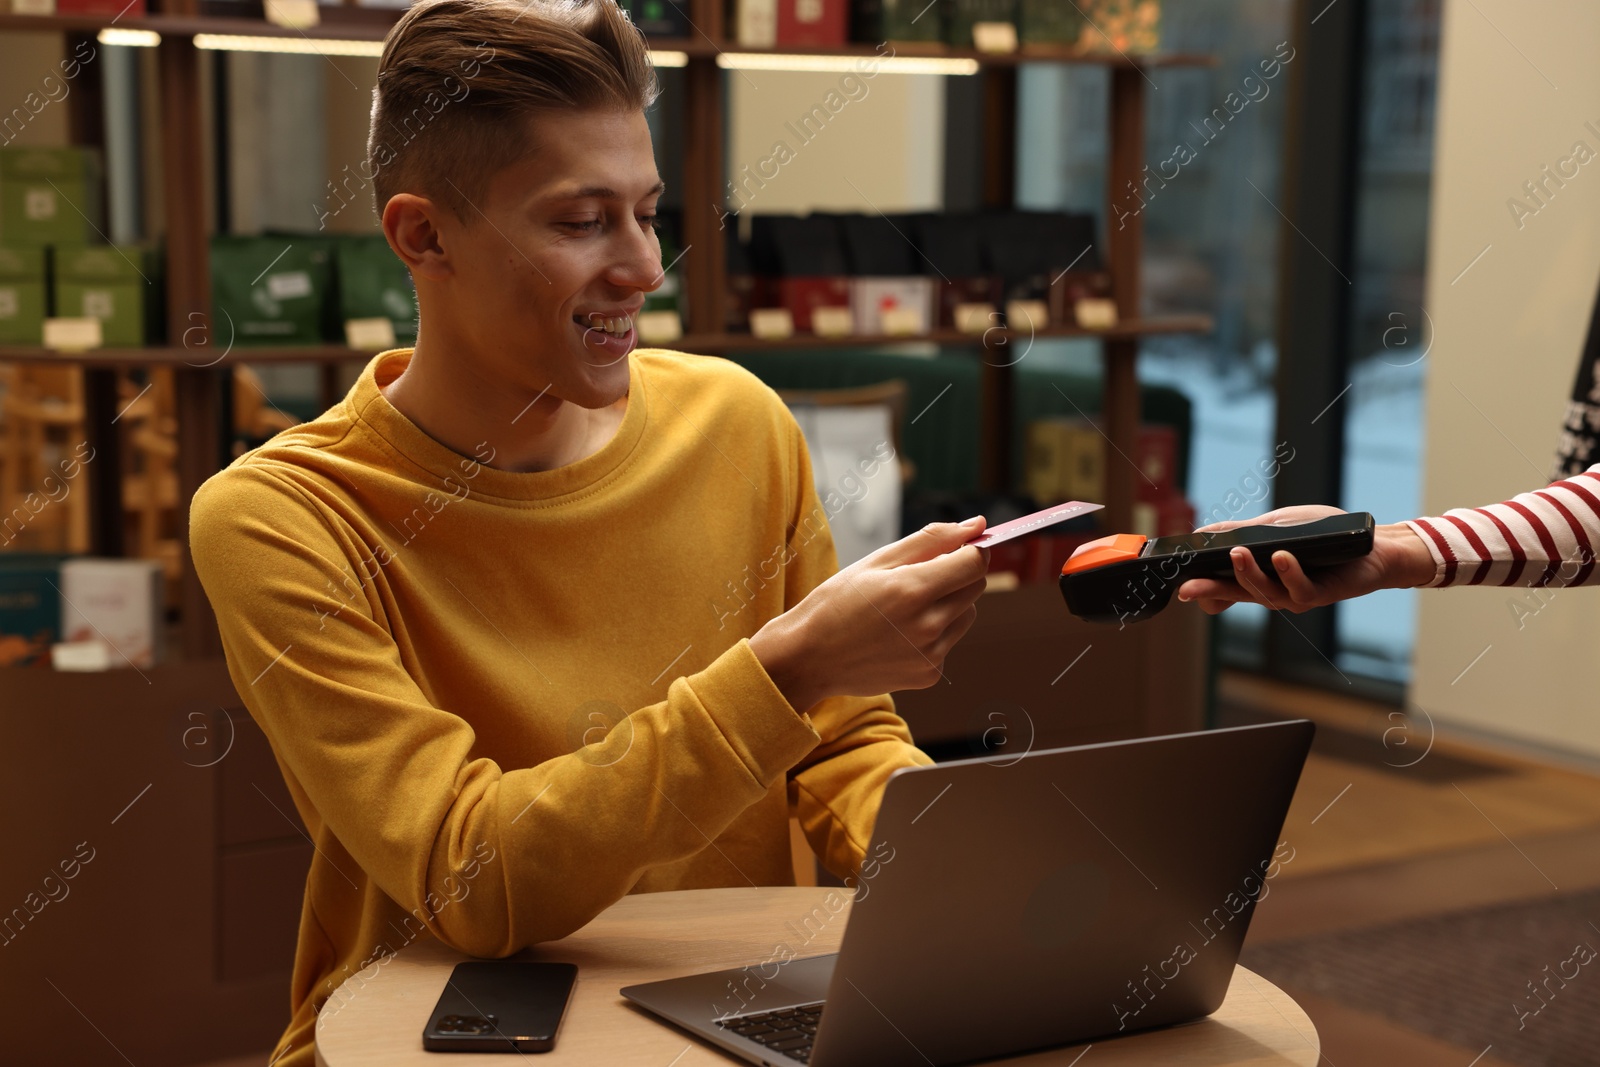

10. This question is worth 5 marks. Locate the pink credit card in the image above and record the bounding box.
[966,501,1104,547]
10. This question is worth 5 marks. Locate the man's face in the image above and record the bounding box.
[439,107,664,409]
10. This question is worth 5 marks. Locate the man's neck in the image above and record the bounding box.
[379,339,627,474]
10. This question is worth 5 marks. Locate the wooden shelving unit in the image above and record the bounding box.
[0,316,1214,367]
[1,1,1214,660]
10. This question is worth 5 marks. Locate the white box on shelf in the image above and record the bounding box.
[59,559,164,670]
[735,0,778,45]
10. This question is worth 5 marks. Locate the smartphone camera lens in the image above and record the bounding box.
[436,1014,498,1034]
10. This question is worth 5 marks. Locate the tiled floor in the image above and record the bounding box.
[1223,671,1600,1067]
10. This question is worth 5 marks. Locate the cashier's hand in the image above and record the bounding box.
[1174,505,1436,615]
[750,518,991,712]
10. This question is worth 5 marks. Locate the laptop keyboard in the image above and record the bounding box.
[717,1002,825,1062]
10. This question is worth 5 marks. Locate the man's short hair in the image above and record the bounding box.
[368,0,661,220]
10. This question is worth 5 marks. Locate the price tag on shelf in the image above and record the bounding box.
[51,641,112,673]
[954,302,995,334]
[881,307,923,336]
[750,308,795,340]
[972,21,1019,54]
[344,317,398,350]
[265,0,320,28]
[12,0,56,14]
[1074,298,1119,330]
[1004,299,1049,331]
[43,317,102,353]
[267,271,313,300]
[635,310,682,345]
[811,306,854,337]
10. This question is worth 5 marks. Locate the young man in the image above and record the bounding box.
[187,1,989,1062]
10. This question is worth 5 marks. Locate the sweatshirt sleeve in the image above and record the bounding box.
[1404,462,1600,588]
[189,464,824,957]
[769,415,934,884]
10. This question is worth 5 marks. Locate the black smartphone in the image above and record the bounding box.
[1060,512,1375,624]
[421,961,578,1053]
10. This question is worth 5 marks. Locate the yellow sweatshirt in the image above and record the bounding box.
[188,348,931,1067]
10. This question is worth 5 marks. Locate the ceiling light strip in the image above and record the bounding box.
[97,27,161,47]
[193,33,384,56]
[716,52,979,75]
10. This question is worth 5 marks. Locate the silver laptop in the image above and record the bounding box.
[622,719,1313,1067]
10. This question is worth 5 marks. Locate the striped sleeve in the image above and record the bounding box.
[1403,463,1600,588]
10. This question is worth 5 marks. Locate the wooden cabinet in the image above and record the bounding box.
[0,660,307,1064]
[896,581,1209,757]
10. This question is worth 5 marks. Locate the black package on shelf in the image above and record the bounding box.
[748,214,850,277]
[982,210,1101,302]
[914,211,988,277]
[832,212,922,276]
[851,0,946,44]
[824,211,936,334]
[914,211,1001,329]
[746,214,852,333]
[725,223,759,334]
[197,0,266,16]
[625,0,693,37]
[644,208,687,322]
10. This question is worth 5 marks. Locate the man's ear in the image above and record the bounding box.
[382,192,451,281]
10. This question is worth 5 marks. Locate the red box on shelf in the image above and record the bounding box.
[1133,425,1178,503]
[985,538,1033,581]
[768,276,851,333]
[55,0,145,14]
[777,0,848,45]
[1133,493,1197,539]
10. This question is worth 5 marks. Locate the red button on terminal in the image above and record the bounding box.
[1061,533,1148,576]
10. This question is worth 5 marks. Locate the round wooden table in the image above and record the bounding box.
[315,886,1320,1066]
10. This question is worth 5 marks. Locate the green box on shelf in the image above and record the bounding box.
[0,244,46,345]
[210,235,333,346]
[1017,0,1083,45]
[0,552,69,668]
[0,147,104,247]
[945,0,1016,47]
[50,243,156,346]
[334,235,417,344]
